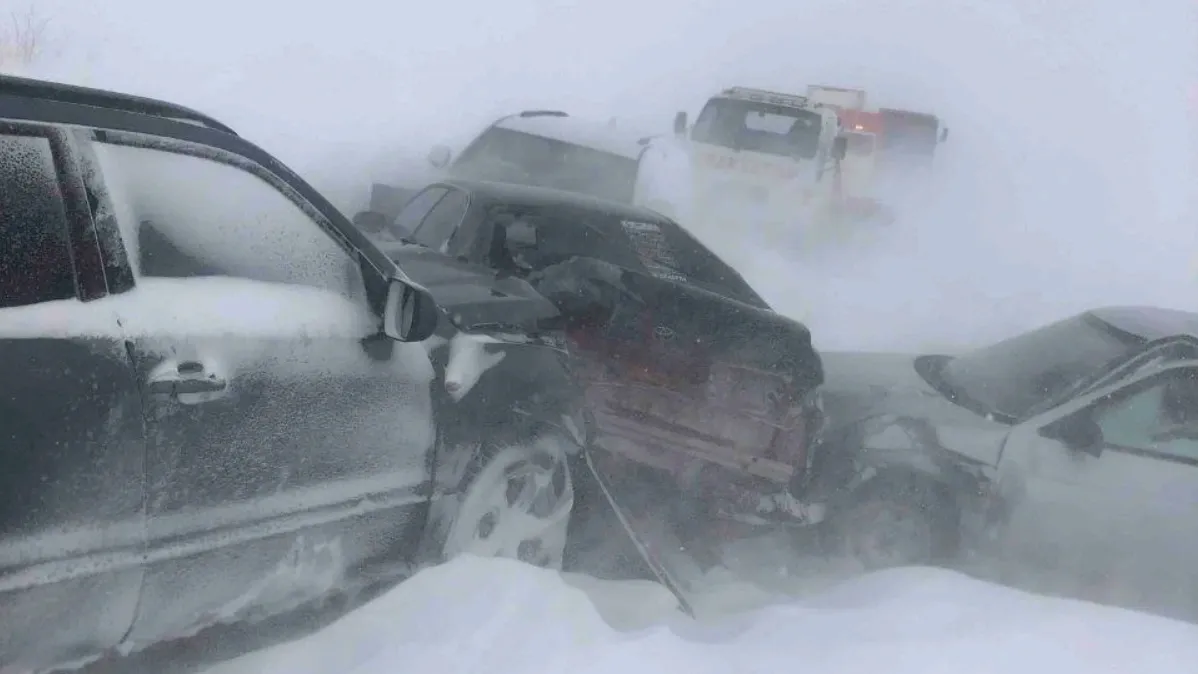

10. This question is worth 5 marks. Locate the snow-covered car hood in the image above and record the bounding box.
[817,352,1010,467]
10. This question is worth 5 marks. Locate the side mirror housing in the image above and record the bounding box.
[939,127,949,143]
[1043,414,1104,457]
[831,136,848,160]
[384,278,439,342]
[428,145,452,169]
[673,111,688,137]
[352,210,389,235]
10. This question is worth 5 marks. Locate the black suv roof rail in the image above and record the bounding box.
[0,73,238,135]
[517,109,568,118]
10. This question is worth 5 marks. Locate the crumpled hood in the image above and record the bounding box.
[818,351,1009,467]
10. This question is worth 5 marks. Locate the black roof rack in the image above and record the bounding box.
[0,73,238,135]
[517,109,568,118]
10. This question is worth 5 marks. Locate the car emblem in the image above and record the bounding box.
[653,325,676,340]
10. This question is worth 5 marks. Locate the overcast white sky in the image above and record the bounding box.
[19,0,1198,350]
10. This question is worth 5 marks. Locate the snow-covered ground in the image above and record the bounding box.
[205,556,1198,674]
[9,0,1197,671]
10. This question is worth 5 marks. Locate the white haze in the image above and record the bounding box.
[21,0,1196,352]
[7,2,1198,671]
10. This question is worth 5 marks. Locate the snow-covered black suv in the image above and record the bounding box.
[0,75,587,671]
[354,179,826,565]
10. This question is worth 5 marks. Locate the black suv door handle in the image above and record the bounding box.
[148,361,229,399]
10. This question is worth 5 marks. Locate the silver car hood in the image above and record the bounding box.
[818,351,1010,467]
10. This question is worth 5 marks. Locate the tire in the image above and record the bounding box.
[442,432,575,569]
[823,479,951,571]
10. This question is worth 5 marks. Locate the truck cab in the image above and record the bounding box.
[671,86,844,230]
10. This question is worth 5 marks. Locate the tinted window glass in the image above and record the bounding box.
[0,134,77,309]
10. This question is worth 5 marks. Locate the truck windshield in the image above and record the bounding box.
[452,128,639,204]
[935,314,1143,421]
[691,98,823,160]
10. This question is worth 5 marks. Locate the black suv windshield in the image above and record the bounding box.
[936,314,1143,420]
[691,98,823,159]
[452,127,638,204]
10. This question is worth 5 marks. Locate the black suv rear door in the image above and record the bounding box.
[0,124,147,669]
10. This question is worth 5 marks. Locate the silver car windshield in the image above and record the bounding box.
[939,314,1143,420]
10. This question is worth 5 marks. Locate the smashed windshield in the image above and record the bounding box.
[937,314,1144,420]
[691,98,823,159]
[451,127,639,204]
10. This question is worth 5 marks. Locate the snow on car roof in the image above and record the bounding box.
[494,114,644,160]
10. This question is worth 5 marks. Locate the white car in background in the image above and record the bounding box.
[366,110,671,220]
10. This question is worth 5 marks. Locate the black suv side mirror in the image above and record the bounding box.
[1043,414,1104,457]
[384,278,438,342]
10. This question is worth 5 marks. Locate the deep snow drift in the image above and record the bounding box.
[208,556,1198,674]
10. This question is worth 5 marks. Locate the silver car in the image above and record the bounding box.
[803,307,1198,620]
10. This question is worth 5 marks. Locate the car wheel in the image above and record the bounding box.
[824,481,947,571]
[443,432,575,569]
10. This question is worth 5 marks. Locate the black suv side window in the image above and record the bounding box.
[0,132,77,309]
[88,132,363,299]
[411,189,469,252]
